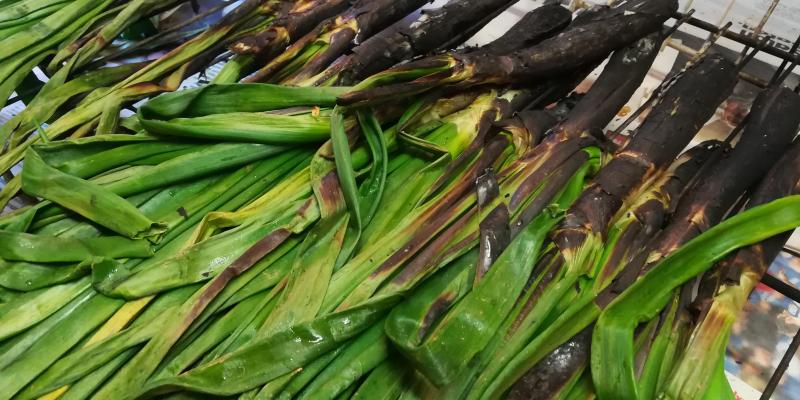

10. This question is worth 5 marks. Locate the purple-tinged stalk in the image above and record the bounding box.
[374,31,666,397]
[470,54,739,400]
[243,0,432,84]
[337,0,677,106]
[498,141,723,400]
[308,0,520,86]
[230,0,351,62]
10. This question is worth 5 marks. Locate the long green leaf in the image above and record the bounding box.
[0,277,90,340]
[591,195,800,400]
[0,287,122,399]
[141,298,396,397]
[21,147,166,241]
[140,112,332,144]
[139,83,349,119]
[0,230,152,262]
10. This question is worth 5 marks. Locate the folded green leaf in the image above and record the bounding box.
[140,112,331,143]
[139,83,349,120]
[0,230,153,262]
[21,148,166,241]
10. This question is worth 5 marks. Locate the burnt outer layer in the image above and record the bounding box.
[477,4,572,55]
[230,0,351,57]
[457,0,677,84]
[554,32,662,139]
[553,54,738,250]
[350,0,432,43]
[506,327,593,400]
[597,141,726,307]
[508,5,613,111]
[279,0,432,83]
[512,142,723,398]
[337,0,516,85]
[495,110,558,149]
[645,86,800,266]
[717,138,800,284]
[476,170,511,282]
[596,141,725,288]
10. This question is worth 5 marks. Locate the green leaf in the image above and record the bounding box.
[21,148,166,241]
[333,109,389,268]
[591,195,800,400]
[295,320,390,400]
[98,198,318,298]
[138,84,348,119]
[260,213,349,335]
[0,230,153,262]
[330,106,361,232]
[0,289,122,399]
[139,112,332,144]
[141,298,397,397]
[0,258,97,291]
[0,277,91,341]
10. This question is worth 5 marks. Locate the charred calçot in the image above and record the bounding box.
[245,0,432,84]
[337,0,678,106]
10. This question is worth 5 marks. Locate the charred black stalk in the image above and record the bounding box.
[456,0,675,83]
[468,55,739,400]
[589,86,800,400]
[470,4,572,56]
[555,55,737,249]
[639,86,800,274]
[475,170,511,282]
[324,0,520,86]
[425,4,573,110]
[492,32,668,235]
[506,141,724,400]
[505,5,615,112]
[714,145,800,289]
[554,33,662,139]
[230,0,351,60]
[338,0,677,106]
[506,327,593,400]
[664,136,800,399]
[246,0,431,84]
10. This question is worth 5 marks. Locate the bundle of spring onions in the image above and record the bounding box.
[2,0,800,399]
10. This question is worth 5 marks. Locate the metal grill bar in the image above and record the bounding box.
[676,12,800,65]
[761,325,800,399]
[757,246,800,398]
